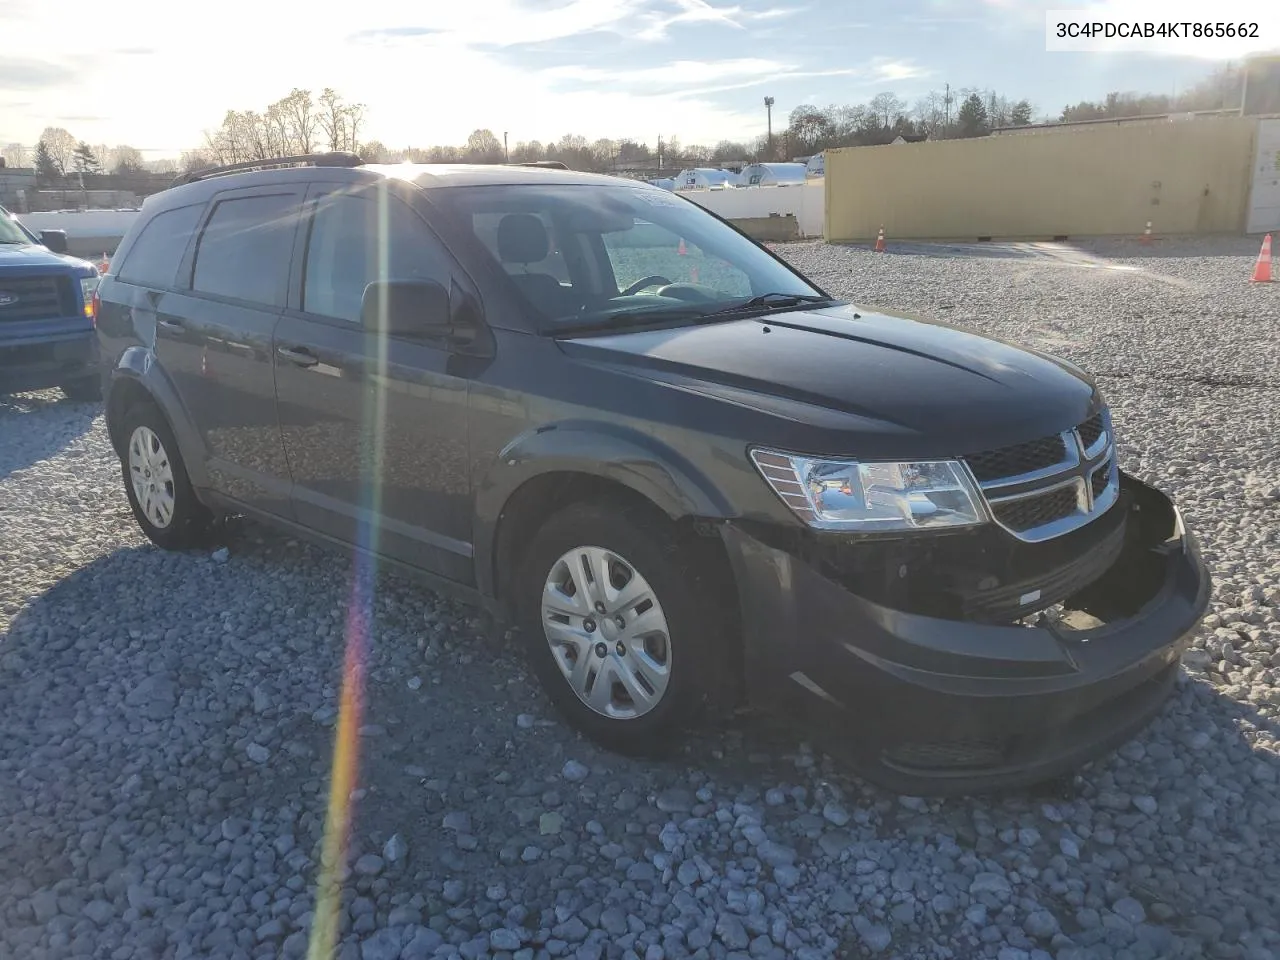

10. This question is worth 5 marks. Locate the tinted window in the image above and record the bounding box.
[434,184,818,328]
[192,194,298,307]
[303,191,454,324]
[116,204,203,288]
[470,211,570,283]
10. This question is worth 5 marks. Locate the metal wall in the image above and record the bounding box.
[825,117,1259,241]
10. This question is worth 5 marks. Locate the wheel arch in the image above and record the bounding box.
[474,420,737,615]
[105,347,208,489]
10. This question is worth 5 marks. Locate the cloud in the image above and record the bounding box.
[870,58,928,82]
[0,59,77,90]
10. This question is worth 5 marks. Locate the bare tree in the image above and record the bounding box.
[318,88,348,152]
[280,88,317,153]
[1,143,29,168]
[867,93,905,130]
[39,127,77,174]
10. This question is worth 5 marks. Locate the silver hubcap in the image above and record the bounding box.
[128,425,176,529]
[541,545,672,719]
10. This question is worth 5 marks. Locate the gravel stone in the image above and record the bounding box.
[3,238,1279,960]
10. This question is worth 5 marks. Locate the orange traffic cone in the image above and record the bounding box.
[874,226,886,253]
[1140,221,1153,245]
[98,252,110,273]
[1252,234,1273,283]
[677,238,687,256]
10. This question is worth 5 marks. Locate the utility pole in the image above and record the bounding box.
[944,83,952,133]
[503,132,509,162]
[764,96,775,159]
[657,134,663,170]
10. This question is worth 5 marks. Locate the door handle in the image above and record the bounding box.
[276,345,319,367]
[157,317,184,331]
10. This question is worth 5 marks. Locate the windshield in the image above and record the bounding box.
[0,210,34,245]
[433,183,827,330]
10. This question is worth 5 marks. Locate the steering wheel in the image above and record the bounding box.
[620,275,673,296]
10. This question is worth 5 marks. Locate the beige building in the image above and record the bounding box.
[825,116,1262,241]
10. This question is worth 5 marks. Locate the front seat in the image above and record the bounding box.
[496,214,570,318]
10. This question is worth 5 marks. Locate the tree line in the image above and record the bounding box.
[3,62,1248,185]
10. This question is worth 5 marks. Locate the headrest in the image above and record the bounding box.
[497,213,549,264]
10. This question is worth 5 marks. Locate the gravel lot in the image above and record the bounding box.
[2,236,1279,960]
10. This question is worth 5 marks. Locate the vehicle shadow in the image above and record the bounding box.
[0,390,99,482]
[3,526,1276,957]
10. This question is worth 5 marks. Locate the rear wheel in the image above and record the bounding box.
[119,401,212,549]
[517,499,728,755]
[61,376,102,401]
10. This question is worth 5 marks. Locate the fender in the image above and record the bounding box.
[472,419,737,602]
[108,346,210,490]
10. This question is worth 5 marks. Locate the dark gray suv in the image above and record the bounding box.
[96,153,1209,794]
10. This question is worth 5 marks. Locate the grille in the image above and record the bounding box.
[1091,460,1111,500]
[965,434,1067,482]
[992,485,1079,532]
[0,276,65,322]
[1078,412,1105,450]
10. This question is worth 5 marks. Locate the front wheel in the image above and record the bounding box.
[119,401,212,550]
[517,500,729,756]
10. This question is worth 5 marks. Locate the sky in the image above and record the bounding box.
[2,0,1275,159]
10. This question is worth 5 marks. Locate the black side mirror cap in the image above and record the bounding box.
[360,280,453,340]
[40,229,69,254]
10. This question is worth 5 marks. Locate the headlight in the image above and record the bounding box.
[79,276,99,319]
[750,449,986,531]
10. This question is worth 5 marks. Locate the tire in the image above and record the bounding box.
[517,498,729,756]
[118,400,212,550]
[61,376,102,402]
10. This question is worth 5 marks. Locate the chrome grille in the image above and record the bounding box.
[0,276,66,322]
[965,409,1118,543]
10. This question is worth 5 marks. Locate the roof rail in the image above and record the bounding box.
[171,152,364,187]
[512,160,569,170]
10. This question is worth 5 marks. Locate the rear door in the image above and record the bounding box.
[273,182,476,583]
[157,187,301,516]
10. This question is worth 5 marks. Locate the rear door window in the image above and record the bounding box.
[115,204,204,288]
[191,193,299,307]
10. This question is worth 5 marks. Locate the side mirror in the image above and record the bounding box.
[360,280,453,339]
[40,229,69,254]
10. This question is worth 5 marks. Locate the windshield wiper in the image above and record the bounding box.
[704,292,832,316]
[0,239,29,245]
[549,306,714,336]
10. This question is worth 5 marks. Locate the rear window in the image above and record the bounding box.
[115,204,203,288]
[191,193,298,307]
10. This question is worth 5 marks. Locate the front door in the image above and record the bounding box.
[273,184,476,583]
[158,187,302,516]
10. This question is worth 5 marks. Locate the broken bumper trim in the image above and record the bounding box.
[721,472,1211,796]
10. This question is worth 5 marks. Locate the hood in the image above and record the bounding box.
[0,243,96,275]
[557,303,1101,455]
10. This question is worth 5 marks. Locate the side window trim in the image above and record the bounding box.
[114,202,206,291]
[183,186,303,310]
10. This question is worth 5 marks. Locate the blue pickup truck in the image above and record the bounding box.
[0,205,102,400]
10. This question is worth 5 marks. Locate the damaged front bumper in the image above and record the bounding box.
[720,471,1211,796]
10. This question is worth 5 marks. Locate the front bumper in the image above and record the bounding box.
[721,472,1211,796]
[0,329,98,394]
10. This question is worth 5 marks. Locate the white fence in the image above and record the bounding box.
[19,210,141,239]
[679,181,824,239]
